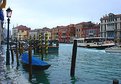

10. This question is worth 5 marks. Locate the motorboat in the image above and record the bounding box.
[105,46,121,53]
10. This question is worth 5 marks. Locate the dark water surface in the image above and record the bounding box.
[2,44,121,84]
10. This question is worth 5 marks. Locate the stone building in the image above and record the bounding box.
[29,27,51,40]
[12,25,31,40]
[100,13,121,43]
[29,29,38,39]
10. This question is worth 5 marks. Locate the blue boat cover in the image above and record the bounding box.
[21,53,49,66]
[0,9,4,21]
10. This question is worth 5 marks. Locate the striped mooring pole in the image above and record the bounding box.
[33,34,36,54]
[45,33,48,55]
[39,34,43,60]
[29,35,32,45]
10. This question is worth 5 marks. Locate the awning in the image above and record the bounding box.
[0,9,4,21]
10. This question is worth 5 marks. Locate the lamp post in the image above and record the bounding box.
[6,7,12,65]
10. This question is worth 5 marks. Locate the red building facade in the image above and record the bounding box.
[51,24,75,43]
[82,26,100,38]
[75,22,100,38]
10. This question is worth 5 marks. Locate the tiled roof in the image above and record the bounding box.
[15,25,31,30]
[76,21,93,25]
[115,14,121,17]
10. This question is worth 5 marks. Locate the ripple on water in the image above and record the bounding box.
[2,44,121,84]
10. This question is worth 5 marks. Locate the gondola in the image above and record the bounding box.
[21,53,51,70]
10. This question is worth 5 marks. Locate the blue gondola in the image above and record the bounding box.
[21,53,51,70]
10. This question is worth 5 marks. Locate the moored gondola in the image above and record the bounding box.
[21,53,51,70]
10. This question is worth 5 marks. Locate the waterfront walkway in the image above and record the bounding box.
[0,46,14,84]
[0,45,30,84]
[0,46,6,83]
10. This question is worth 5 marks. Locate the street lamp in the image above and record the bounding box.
[6,7,12,65]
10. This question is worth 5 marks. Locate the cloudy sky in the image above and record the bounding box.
[3,0,121,29]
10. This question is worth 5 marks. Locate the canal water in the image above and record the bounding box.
[1,44,121,84]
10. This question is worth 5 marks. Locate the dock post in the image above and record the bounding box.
[28,35,32,81]
[18,41,21,55]
[19,43,23,55]
[33,34,36,54]
[45,33,48,55]
[113,80,119,84]
[21,44,24,54]
[28,45,32,81]
[56,40,59,47]
[16,38,19,66]
[39,34,43,60]
[70,40,77,77]
[10,45,14,63]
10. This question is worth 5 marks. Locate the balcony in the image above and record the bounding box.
[106,27,115,31]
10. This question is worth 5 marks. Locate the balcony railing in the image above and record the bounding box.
[106,27,115,31]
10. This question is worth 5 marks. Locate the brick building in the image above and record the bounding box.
[51,24,75,43]
[75,21,100,38]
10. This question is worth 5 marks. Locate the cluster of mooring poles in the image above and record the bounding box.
[27,34,49,80]
[8,38,24,67]
[6,33,49,81]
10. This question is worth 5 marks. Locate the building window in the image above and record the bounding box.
[104,24,106,31]
[120,31,121,38]
[120,23,121,29]
[76,29,78,32]
[62,33,66,36]
[105,20,106,22]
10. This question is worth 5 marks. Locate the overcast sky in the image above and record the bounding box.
[3,0,121,29]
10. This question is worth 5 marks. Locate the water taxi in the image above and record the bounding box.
[76,37,115,49]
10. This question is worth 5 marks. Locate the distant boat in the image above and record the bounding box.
[76,37,115,49]
[21,53,51,70]
[105,46,121,53]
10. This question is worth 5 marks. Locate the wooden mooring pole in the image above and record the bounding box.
[70,40,77,77]
[28,35,32,81]
[28,45,32,81]
[33,34,36,54]
[113,79,119,84]
[16,39,19,66]
[18,42,21,55]
[10,47,14,63]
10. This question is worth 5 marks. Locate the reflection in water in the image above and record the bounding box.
[31,71,50,84]
[22,65,50,84]
[71,76,78,84]
[4,65,30,84]
[2,44,121,84]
